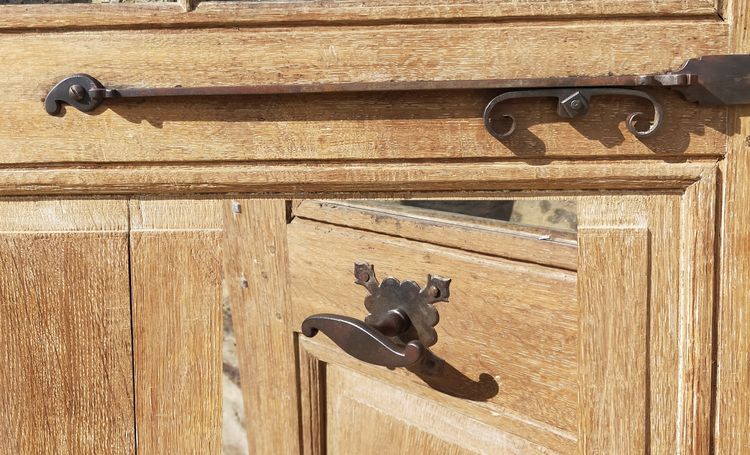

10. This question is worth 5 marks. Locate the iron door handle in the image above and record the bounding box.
[301,311,424,368]
[300,262,450,369]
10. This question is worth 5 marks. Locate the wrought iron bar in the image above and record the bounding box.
[44,54,750,139]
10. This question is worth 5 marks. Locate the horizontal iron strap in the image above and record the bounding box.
[101,74,685,98]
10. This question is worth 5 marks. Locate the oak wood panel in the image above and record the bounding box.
[1,22,728,165]
[293,200,578,271]
[635,196,682,455]
[715,0,750,452]
[0,198,127,231]
[299,338,566,454]
[0,161,713,196]
[7,90,727,164]
[0,200,134,455]
[577,226,649,453]
[325,363,553,455]
[289,218,578,452]
[677,172,717,453]
[130,197,223,230]
[576,183,717,453]
[0,0,719,31]
[222,199,299,454]
[130,199,223,454]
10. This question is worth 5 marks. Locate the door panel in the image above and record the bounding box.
[325,364,550,455]
[129,199,224,453]
[0,199,134,454]
[289,200,579,452]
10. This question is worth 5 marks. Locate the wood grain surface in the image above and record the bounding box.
[576,185,717,453]
[577,226,649,453]
[289,217,578,452]
[0,199,134,455]
[715,0,750,452]
[222,199,300,454]
[325,363,553,454]
[130,199,223,453]
[0,22,728,166]
[0,0,720,30]
[0,161,713,197]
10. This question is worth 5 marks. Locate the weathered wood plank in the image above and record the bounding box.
[130,199,223,454]
[0,22,728,164]
[577,225,650,453]
[222,199,299,454]
[0,161,713,196]
[0,200,134,455]
[715,0,750,452]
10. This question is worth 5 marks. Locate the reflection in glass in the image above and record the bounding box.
[360,200,577,232]
[223,298,248,455]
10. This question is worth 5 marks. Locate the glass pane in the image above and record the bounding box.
[355,200,577,233]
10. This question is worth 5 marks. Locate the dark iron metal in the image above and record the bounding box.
[301,262,450,369]
[483,88,664,139]
[44,55,750,138]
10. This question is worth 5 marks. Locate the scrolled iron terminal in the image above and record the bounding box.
[482,88,663,139]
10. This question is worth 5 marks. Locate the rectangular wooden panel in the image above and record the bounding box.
[0,200,134,454]
[222,199,300,454]
[2,22,727,165]
[130,200,223,453]
[289,218,578,452]
[577,227,649,453]
[325,363,552,454]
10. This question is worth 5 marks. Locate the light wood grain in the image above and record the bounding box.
[715,0,750,451]
[300,336,573,454]
[577,225,649,454]
[0,161,713,197]
[222,199,299,454]
[130,199,223,454]
[289,217,578,452]
[0,22,728,164]
[0,200,134,454]
[0,198,127,231]
[293,200,578,270]
[0,0,719,31]
[677,171,717,453]
[4,90,727,164]
[298,342,326,455]
[130,197,223,230]
[637,196,682,454]
[325,363,553,455]
[576,185,718,453]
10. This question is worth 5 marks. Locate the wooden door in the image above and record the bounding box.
[1,0,748,453]
[221,190,715,454]
[289,200,579,454]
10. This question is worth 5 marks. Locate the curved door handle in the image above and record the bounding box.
[302,311,424,368]
[300,262,450,369]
